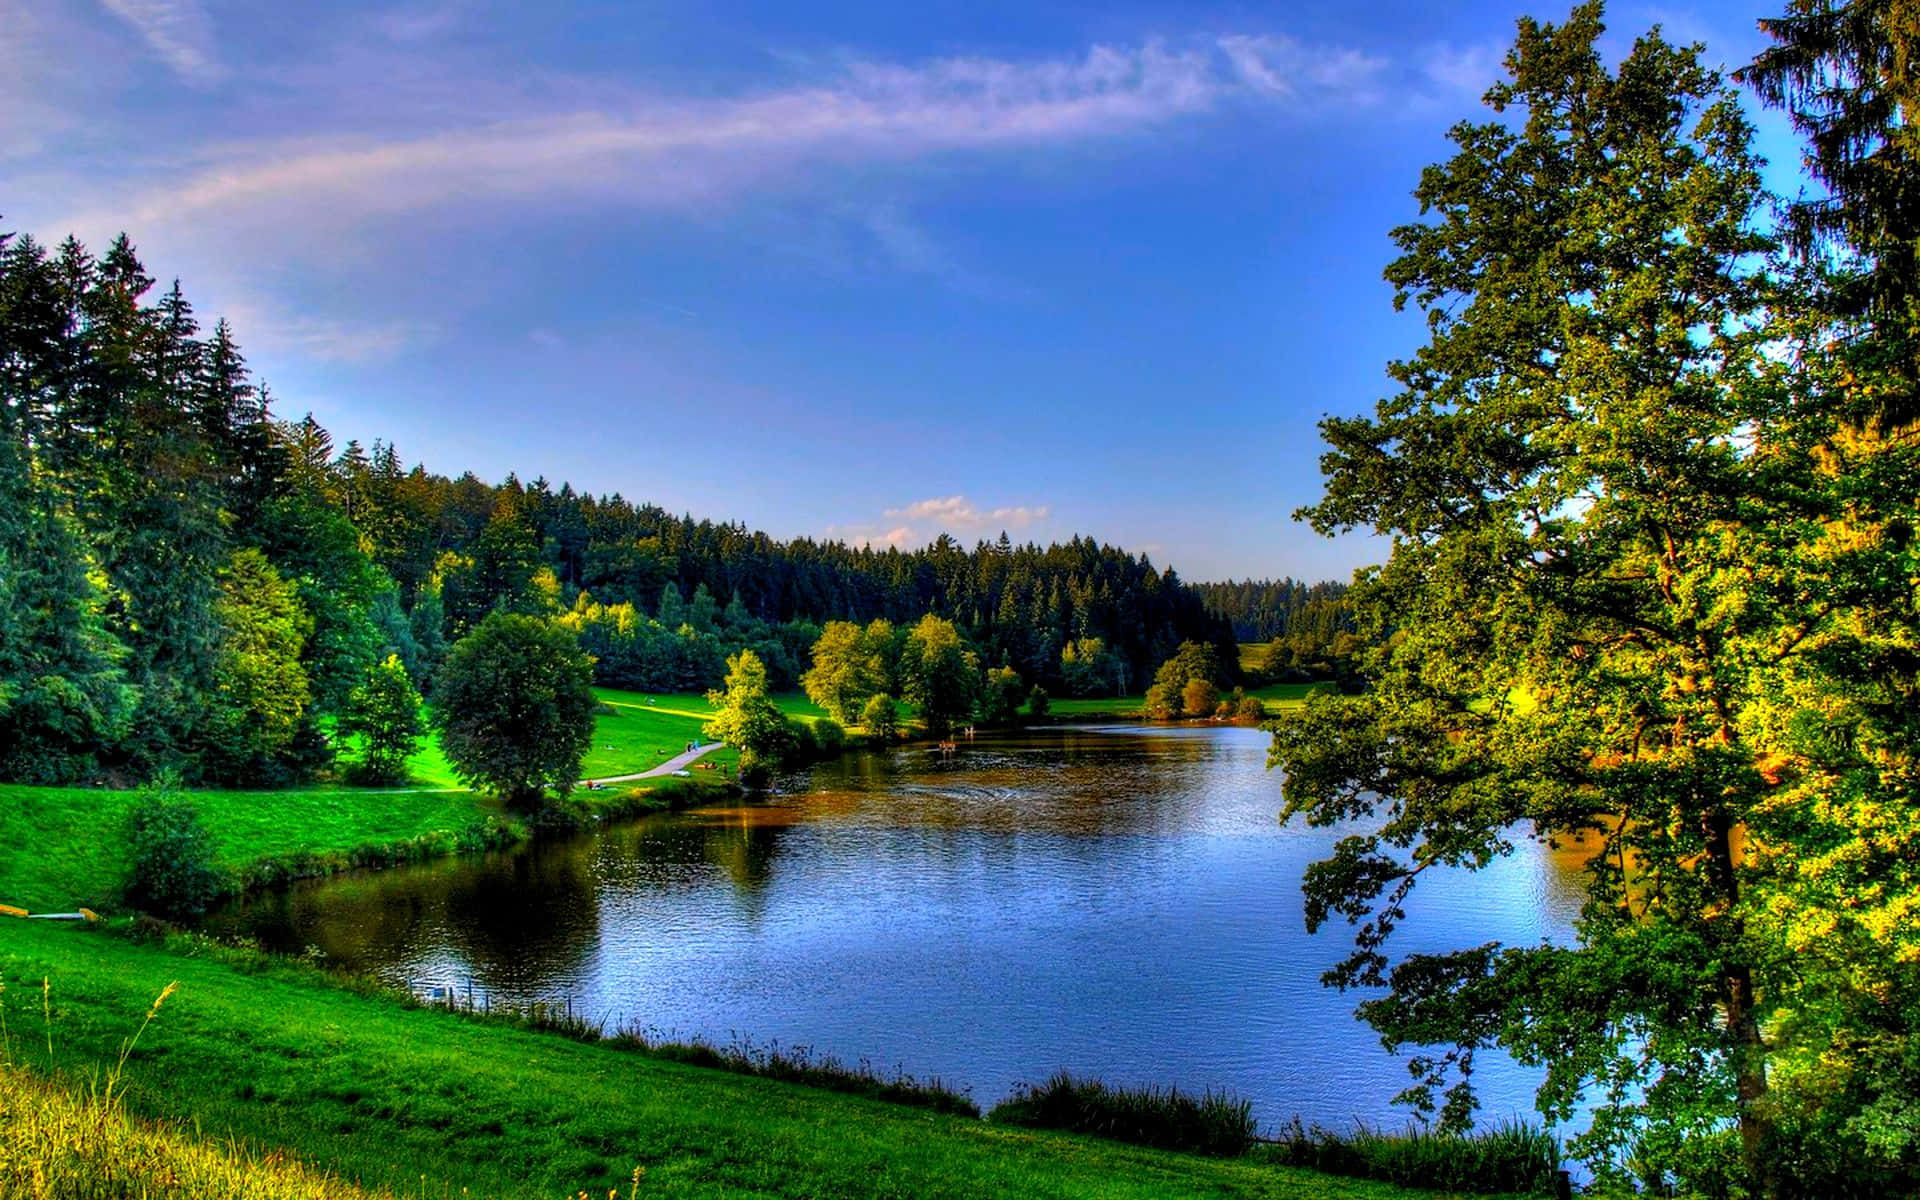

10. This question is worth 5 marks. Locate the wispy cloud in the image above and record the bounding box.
[72,33,1393,240]
[220,300,427,365]
[1420,41,1506,101]
[99,0,223,84]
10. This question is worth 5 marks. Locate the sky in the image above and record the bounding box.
[5,0,1801,582]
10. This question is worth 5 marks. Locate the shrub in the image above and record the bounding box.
[811,716,847,755]
[1235,695,1265,722]
[1027,685,1051,720]
[1181,678,1219,717]
[122,781,226,920]
[988,1071,1256,1157]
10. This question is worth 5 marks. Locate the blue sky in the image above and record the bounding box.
[7,0,1795,582]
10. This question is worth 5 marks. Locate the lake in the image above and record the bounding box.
[214,724,1585,1132]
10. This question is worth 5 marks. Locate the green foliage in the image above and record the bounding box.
[809,716,847,755]
[1146,642,1224,719]
[196,549,314,786]
[702,650,793,778]
[122,780,225,920]
[801,619,896,723]
[900,615,980,738]
[860,692,900,740]
[249,494,386,715]
[1181,678,1219,718]
[1059,637,1127,698]
[0,503,134,784]
[431,612,596,811]
[1268,7,1920,1194]
[978,665,1026,727]
[988,1071,1256,1158]
[1026,685,1051,721]
[339,655,424,786]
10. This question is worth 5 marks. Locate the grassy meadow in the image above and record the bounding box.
[0,921,1448,1200]
[0,690,743,913]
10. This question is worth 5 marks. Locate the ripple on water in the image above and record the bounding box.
[211,726,1583,1131]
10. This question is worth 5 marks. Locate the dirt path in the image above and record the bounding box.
[582,740,727,786]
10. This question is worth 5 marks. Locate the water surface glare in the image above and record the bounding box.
[218,725,1584,1130]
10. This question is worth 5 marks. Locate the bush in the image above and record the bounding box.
[1234,695,1265,722]
[988,1071,1256,1157]
[1181,678,1219,717]
[811,717,847,755]
[122,781,226,920]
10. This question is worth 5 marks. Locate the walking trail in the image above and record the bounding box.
[582,741,727,786]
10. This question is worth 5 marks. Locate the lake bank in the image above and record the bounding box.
[0,919,1446,1200]
[214,725,1582,1137]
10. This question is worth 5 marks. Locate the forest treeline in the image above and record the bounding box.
[0,229,1237,787]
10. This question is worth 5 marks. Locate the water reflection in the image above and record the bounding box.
[213,725,1587,1130]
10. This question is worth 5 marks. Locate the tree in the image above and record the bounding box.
[197,548,313,784]
[1266,8,1855,1194]
[979,666,1026,726]
[339,654,424,785]
[1741,0,1920,427]
[1060,637,1126,697]
[703,649,794,780]
[801,619,894,723]
[900,614,980,738]
[1145,642,1223,719]
[1027,684,1051,721]
[860,692,900,741]
[432,612,596,811]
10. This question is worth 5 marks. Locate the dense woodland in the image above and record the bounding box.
[0,231,1235,787]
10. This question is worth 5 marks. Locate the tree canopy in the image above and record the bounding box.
[1271,6,1920,1195]
[431,612,596,811]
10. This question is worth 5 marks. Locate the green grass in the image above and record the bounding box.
[0,694,753,913]
[0,1060,399,1200]
[0,921,1446,1200]
[1041,683,1327,721]
[1240,641,1276,676]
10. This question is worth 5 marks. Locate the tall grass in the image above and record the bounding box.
[0,977,391,1200]
[1256,1117,1563,1195]
[988,1071,1258,1157]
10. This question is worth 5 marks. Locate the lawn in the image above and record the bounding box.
[0,921,1443,1200]
[0,694,743,913]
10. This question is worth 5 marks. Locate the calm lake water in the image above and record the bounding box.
[215,725,1586,1131]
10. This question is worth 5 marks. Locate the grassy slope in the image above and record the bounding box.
[0,922,1434,1200]
[1,1060,395,1200]
[0,692,737,912]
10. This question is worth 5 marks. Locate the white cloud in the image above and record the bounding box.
[99,0,223,84]
[885,495,1051,531]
